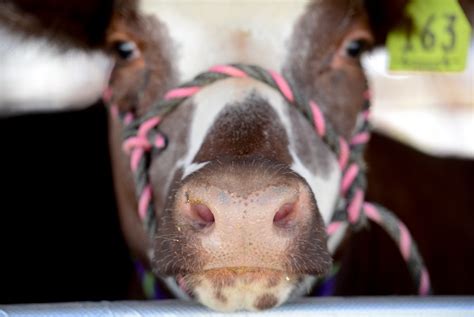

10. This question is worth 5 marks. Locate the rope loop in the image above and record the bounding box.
[103,63,431,296]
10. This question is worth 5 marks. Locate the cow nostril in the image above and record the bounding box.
[273,203,296,228]
[190,203,215,229]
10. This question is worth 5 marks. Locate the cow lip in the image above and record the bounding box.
[176,274,194,298]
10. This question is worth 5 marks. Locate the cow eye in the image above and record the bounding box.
[114,40,140,61]
[345,39,370,59]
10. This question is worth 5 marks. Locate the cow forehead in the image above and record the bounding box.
[141,0,312,81]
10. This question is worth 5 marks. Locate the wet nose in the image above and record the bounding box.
[183,184,301,231]
[179,182,316,271]
[185,195,299,231]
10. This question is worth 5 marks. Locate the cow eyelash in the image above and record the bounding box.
[114,40,139,60]
[345,39,371,59]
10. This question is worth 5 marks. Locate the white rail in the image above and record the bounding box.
[1,297,473,317]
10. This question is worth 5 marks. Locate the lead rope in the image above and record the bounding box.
[104,63,431,295]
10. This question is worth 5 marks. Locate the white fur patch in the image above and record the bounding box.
[141,0,309,82]
[194,275,293,312]
[290,151,341,225]
[174,78,252,173]
[182,161,209,179]
[0,27,112,114]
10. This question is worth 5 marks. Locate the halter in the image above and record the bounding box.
[103,63,431,296]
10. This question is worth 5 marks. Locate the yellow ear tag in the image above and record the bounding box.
[387,0,471,72]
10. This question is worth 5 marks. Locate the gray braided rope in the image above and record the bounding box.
[106,63,431,295]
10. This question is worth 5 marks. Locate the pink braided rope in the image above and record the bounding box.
[351,132,370,145]
[420,269,431,296]
[399,222,412,262]
[327,221,344,236]
[269,70,294,102]
[124,112,135,126]
[138,185,152,220]
[347,189,364,224]
[309,100,326,137]
[338,138,350,170]
[362,203,431,295]
[209,65,248,78]
[164,86,201,100]
[138,117,161,137]
[327,203,431,295]
[123,137,152,154]
[341,164,359,195]
[320,85,431,295]
[109,64,431,296]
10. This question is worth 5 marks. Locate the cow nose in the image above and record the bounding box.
[178,181,319,271]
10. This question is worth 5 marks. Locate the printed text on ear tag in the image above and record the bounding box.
[387,0,471,73]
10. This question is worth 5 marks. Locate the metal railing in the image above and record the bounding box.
[1,296,473,317]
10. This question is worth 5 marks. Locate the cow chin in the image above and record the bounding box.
[168,268,315,312]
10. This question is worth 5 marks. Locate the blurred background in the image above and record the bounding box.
[0,0,472,304]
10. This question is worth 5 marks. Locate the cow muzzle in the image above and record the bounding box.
[177,268,314,312]
[153,161,332,311]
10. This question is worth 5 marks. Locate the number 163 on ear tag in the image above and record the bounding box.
[387,0,471,72]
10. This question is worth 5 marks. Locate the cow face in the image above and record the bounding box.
[106,0,406,312]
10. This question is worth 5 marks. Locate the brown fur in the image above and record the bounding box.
[254,293,279,310]
[106,10,177,115]
[285,0,370,139]
[0,0,113,48]
[194,95,292,164]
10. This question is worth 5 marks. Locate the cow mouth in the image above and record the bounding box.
[172,268,312,303]
[169,268,314,312]
[175,274,195,299]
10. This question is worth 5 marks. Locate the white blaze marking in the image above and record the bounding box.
[174,78,341,224]
[182,161,209,179]
[290,150,341,224]
[175,78,254,173]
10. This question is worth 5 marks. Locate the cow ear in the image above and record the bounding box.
[364,0,411,46]
[459,0,474,25]
[2,0,114,48]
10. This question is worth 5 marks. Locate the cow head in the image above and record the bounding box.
[105,0,408,311]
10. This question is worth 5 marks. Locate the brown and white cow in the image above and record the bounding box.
[102,0,409,311]
[6,0,465,312]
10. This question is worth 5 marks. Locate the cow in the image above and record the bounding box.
[103,0,412,311]
[1,0,473,312]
